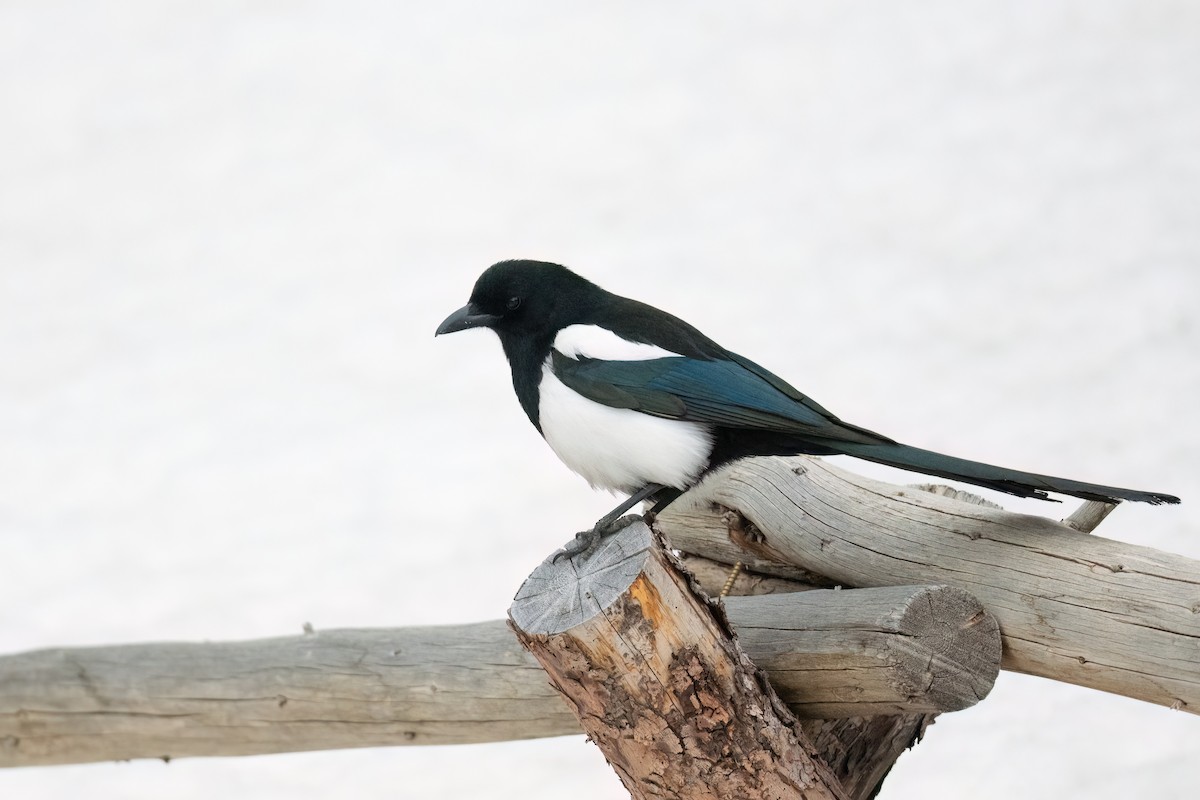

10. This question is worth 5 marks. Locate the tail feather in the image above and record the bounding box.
[834,441,1180,506]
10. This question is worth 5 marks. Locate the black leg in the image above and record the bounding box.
[593,482,665,531]
[646,486,683,516]
[554,483,667,561]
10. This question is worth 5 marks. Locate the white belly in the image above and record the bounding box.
[538,365,712,494]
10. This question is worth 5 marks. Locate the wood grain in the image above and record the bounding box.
[654,455,1200,712]
[510,521,845,800]
[0,576,997,767]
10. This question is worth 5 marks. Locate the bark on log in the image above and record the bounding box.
[681,555,934,800]
[0,580,997,768]
[654,455,1200,713]
[508,519,845,800]
[800,715,930,800]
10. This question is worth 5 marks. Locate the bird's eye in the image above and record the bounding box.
[506,296,522,311]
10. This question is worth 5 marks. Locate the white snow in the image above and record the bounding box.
[1,2,1197,799]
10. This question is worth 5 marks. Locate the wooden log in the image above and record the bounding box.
[800,715,931,800]
[0,622,579,766]
[654,455,1200,713]
[681,553,818,597]
[0,581,999,768]
[724,585,999,717]
[682,555,936,800]
[509,520,845,800]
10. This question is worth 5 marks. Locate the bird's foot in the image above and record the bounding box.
[553,514,643,562]
[551,483,670,563]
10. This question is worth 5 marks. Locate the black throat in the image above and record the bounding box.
[498,329,554,433]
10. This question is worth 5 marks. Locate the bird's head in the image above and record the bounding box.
[435,260,600,340]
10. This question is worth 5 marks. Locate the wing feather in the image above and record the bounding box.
[550,351,889,445]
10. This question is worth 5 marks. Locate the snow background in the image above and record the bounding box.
[1,1,1197,797]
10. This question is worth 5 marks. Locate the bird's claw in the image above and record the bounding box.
[552,514,642,562]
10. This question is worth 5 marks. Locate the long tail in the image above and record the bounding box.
[833,441,1180,505]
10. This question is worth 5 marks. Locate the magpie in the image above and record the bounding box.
[436,260,1180,556]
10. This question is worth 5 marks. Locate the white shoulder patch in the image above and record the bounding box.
[553,324,682,361]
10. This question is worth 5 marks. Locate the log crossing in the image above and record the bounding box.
[0,568,996,767]
[509,521,846,800]
[655,455,1200,713]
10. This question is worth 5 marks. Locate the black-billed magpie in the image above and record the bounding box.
[436,260,1180,555]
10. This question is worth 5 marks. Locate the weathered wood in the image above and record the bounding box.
[0,623,578,766]
[1063,499,1118,533]
[725,585,999,717]
[800,715,931,800]
[681,552,935,800]
[681,553,819,597]
[509,521,846,800]
[655,455,1200,713]
[0,581,998,768]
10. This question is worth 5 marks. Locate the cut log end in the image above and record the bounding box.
[881,584,1001,711]
[509,520,846,800]
[724,584,1000,715]
[510,521,657,635]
